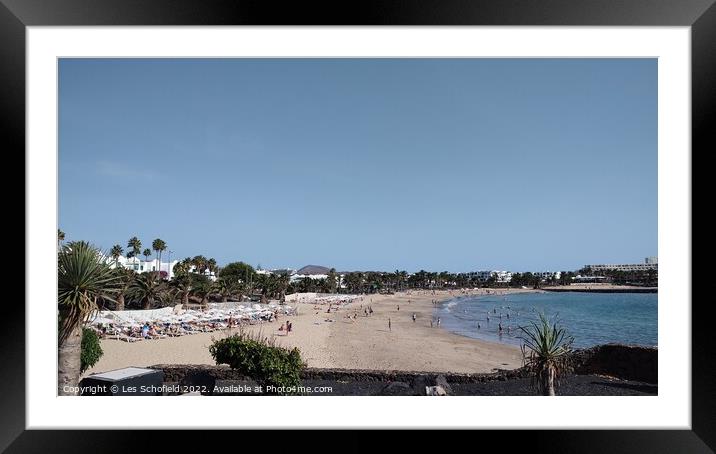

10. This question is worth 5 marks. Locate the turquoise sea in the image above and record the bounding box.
[438,291,657,349]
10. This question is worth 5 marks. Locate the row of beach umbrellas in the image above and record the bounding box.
[88,304,294,328]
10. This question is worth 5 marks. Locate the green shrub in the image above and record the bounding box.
[80,327,103,373]
[209,330,305,395]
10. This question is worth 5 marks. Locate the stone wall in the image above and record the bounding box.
[150,343,657,388]
[150,364,528,387]
[570,344,658,383]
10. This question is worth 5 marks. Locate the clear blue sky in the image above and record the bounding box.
[59,58,657,272]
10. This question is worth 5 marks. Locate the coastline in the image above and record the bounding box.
[85,288,537,376]
[542,283,657,293]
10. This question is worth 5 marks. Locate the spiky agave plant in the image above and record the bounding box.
[58,241,118,395]
[518,312,574,396]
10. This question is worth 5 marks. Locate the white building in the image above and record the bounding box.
[108,255,179,279]
[467,270,513,283]
[532,271,562,281]
[186,265,218,281]
[289,273,328,283]
[585,258,658,273]
[573,275,608,282]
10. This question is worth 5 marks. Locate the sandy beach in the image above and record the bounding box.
[85,289,537,377]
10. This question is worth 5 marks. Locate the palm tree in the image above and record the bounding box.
[518,313,574,396]
[277,273,290,302]
[127,236,142,269]
[173,257,193,277]
[207,258,218,277]
[215,278,229,302]
[58,241,118,395]
[171,273,194,306]
[129,272,167,309]
[152,238,167,275]
[110,244,123,265]
[142,248,152,265]
[192,277,213,307]
[326,268,338,293]
[192,255,208,275]
[57,229,65,248]
[113,268,135,311]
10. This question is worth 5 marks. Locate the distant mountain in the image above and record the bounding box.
[296,265,331,275]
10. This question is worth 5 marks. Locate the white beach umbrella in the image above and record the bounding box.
[88,316,115,325]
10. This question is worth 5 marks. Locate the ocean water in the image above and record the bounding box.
[437,292,657,349]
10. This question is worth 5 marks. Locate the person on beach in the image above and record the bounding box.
[397,305,400,311]
[287,321,292,333]
[437,317,441,327]
[412,313,416,323]
[388,318,392,331]
[498,322,503,334]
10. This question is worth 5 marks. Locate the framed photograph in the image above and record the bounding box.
[8,0,711,449]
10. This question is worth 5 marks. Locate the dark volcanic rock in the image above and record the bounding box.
[181,369,217,395]
[379,381,413,396]
[450,375,657,396]
[570,344,657,384]
[411,375,430,396]
[149,343,657,397]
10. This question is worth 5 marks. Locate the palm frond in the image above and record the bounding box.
[58,241,120,344]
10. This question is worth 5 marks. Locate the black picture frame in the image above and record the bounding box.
[6,0,710,450]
